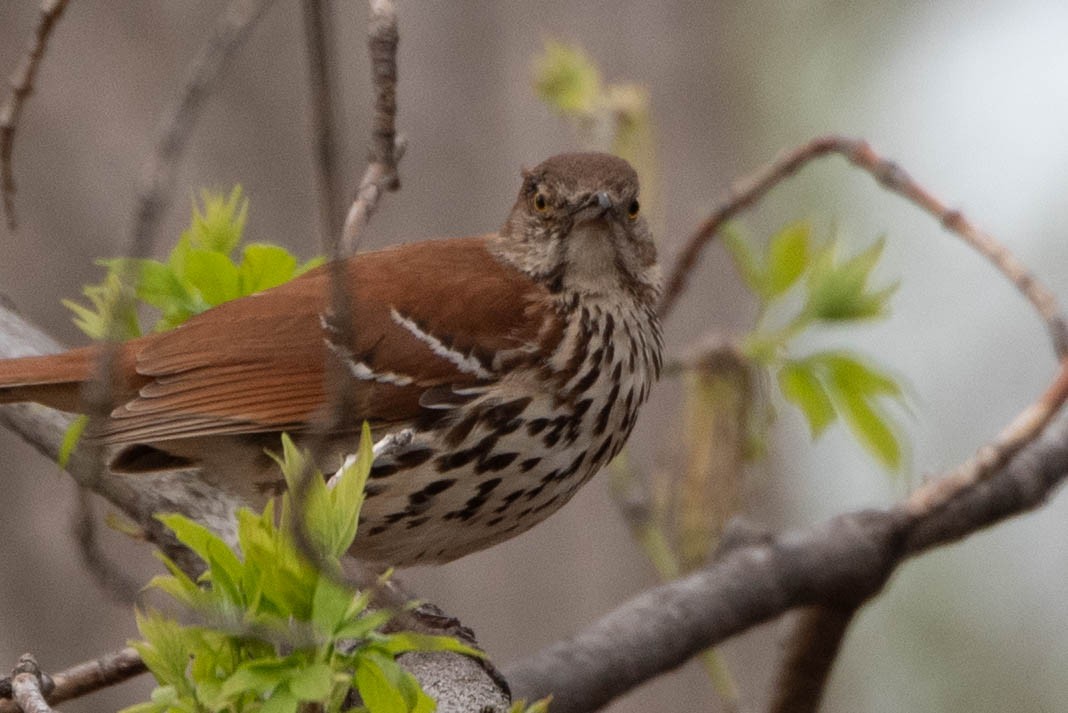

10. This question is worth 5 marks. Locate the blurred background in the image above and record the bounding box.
[2,1,1068,711]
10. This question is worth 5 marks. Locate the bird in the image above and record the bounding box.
[0,152,663,566]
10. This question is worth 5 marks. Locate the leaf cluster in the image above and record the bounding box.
[725,221,906,469]
[125,427,477,713]
[64,186,323,340]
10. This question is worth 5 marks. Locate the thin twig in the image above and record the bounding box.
[0,0,71,230]
[658,135,1068,358]
[338,0,402,255]
[301,0,345,245]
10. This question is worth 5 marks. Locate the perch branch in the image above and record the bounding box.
[657,135,1068,358]
[505,388,1068,712]
[0,0,70,229]
[338,0,402,255]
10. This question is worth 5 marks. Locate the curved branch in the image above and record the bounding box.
[657,136,1067,357]
[0,0,70,229]
[505,409,1068,712]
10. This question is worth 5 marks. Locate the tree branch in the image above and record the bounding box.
[0,0,70,230]
[657,136,1068,357]
[338,0,403,256]
[505,406,1068,712]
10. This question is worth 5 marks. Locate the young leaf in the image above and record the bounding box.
[533,41,601,116]
[722,223,767,298]
[239,243,299,295]
[764,221,810,298]
[803,236,896,322]
[777,361,836,437]
[830,386,902,470]
[58,415,88,468]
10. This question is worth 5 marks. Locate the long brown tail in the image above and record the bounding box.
[0,348,97,412]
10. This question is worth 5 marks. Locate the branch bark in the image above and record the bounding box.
[505,409,1068,712]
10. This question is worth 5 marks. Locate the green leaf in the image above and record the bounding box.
[156,513,244,605]
[831,386,902,470]
[220,657,292,698]
[533,41,601,116]
[803,235,896,322]
[380,632,482,658]
[177,247,242,306]
[285,662,334,700]
[62,273,142,340]
[355,653,408,713]
[764,221,810,297]
[184,186,247,255]
[722,223,766,298]
[777,362,836,437]
[239,244,299,295]
[821,351,901,397]
[58,415,88,468]
[131,611,195,691]
[260,691,300,713]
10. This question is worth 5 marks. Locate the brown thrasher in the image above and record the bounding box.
[0,152,663,566]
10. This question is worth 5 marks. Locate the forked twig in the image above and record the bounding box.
[0,0,71,230]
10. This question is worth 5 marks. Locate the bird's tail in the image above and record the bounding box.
[0,348,97,412]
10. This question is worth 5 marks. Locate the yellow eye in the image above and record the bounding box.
[627,199,640,220]
[533,192,549,212]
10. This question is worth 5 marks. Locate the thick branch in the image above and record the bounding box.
[505,411,1068,712]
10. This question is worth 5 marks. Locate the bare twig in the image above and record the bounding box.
[4,655,57,713]
[0,0,71,229]
[129,0,275,253]
[0,648,145,713]
[301,0,345,245]
[338,0,402,255]
[658,136,1068,358]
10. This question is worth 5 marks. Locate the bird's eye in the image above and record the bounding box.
[627,199,640,220]
[533,192,549,213]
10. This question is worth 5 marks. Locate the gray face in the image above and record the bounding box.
[497,152,660,303]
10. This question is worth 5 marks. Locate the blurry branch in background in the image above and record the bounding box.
[0,0,70,230]
[129,0,275,255]
[658,136,1068,355]
[301,0,346,245]
[339,0,402,255]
